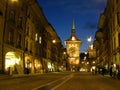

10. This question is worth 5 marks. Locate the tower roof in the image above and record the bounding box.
[65,20,81,41]
[72,19,75,33]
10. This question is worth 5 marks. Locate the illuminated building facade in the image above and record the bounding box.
[0,0,63,75]
[94,0,120,71]
[65,20,82,71]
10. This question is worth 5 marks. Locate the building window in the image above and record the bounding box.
[26,26,29,35]
[17,17,22,28]
[31,30,33,39]
[8,30,14,44]
[25,40,28,51]
[116,0,120,4]
[117,12,120,26]
[116,0,118,4]
[35,33,38,42]
[9,10,15,22]
[0,10,3,16]
[118,33,120,47]
[72,36,75,40]
[114,37,116,49]
[17,34,21,48]
[39,36,42,44]
[30,42,32,53]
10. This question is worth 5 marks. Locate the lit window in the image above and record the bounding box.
[39,36,42,44]
[35,33,38,41]
[90,45,93,50]
[72,36,75,40]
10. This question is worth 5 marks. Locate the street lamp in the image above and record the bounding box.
[52,39,56,44]
[87,36,92,42]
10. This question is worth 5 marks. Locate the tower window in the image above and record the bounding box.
[72,36,75,40]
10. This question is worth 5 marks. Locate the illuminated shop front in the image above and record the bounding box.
[34,59,42,73]
[25,56,32,74]
[47,62,55,72]
[5,52,23,74]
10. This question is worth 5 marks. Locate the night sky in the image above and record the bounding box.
[37,0,107,52]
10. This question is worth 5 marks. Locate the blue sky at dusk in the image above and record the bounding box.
[37,0,107,52]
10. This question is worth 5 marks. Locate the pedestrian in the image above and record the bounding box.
[110,66,112,77]
[102,67,105,76]
[92,68,95,75]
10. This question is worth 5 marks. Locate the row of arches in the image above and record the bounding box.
[5,51,42,75]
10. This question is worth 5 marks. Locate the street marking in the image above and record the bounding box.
[32,74,73,90]
[51,74,74,90]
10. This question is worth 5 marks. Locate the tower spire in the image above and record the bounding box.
[71,19,75,33]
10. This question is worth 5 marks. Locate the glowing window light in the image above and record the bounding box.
[35,33,38,41]
[84,56,86,60]
[39,37,42,44]
[90,44,93,49]
[87,36,92,42]
[5,59,11,69]
[52,40,56,43]
[93,61,95,64]
[29,63,32,68]
[72,36,75,40]
[87,62,89,64]
[48,62,52,69]
[76,60,79,64]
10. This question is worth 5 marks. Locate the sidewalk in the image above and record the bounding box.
[0,73,43,80]
[101,74,120,80]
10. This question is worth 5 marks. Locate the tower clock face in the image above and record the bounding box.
[69,47,75,53]
[68,47,76,57]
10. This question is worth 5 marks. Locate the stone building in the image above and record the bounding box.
[0,0,63,75]
[94,0,120,71]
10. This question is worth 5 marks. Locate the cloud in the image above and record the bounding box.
[83,22,97,29]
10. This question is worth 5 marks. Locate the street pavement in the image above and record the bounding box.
[0,72,120,90]
[52,72,120,90]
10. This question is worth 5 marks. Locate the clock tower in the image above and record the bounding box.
[64,20,82,71]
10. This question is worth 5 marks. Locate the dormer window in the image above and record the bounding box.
[72,36,75,40]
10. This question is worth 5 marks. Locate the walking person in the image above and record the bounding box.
[109,66,112,77]
[102,67,105,76]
